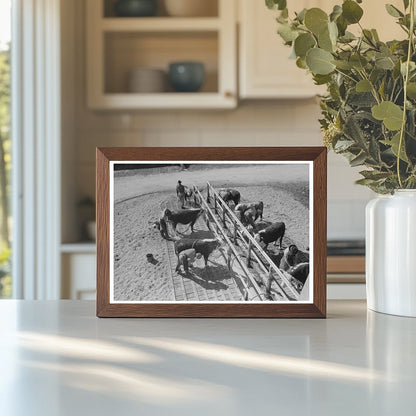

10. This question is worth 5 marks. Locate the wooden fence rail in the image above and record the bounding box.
[193,185,266,301]
[206,182,299,301]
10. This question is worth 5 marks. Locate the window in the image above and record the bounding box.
[0,0,11,298]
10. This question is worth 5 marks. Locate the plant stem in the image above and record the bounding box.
[334,68,358,84]
[397,0,415,188]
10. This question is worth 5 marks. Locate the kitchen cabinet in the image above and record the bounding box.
[86,0,237,109]
[238,0,404,99]
[61,245,96,300]
[239,0,325,99]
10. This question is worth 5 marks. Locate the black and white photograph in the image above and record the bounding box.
[110,162,313,303]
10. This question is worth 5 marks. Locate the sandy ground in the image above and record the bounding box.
[113,164,310,301]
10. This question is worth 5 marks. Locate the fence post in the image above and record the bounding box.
[222,209,226,228]
[214,194,218,214]
[207,184,210,203]
[206,212,211,230]
[193,186,197,207]
[266,266,273,298]
[233,219,237,245]
[227,247,232,270]
[246,240,252,267]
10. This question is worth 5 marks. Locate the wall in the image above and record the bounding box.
[61,0,374,243]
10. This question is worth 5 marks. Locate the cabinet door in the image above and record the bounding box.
[62,253,96,300]
[239,0,325,99]
[239,0,404,99]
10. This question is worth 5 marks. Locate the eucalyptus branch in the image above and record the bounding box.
[397,0,415,188]
[334,68,358,84]
[359,69,381,104]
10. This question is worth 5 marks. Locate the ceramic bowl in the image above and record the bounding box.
[164,0,217,17]
[128,68,167,93]
[114,0,158,17]
[168,62,205,92]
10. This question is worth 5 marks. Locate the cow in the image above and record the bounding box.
[174,238,221,269]
[218,188,241,207]
[255,222,286,250]
[235,202,264,227]
[163,208,204,233]
[280,244,299,271]
[288,262,309,291]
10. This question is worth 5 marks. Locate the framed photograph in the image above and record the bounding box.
[96,147,327,318]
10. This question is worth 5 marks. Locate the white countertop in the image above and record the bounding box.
[0,300,415,416]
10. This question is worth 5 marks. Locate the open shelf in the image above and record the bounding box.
[102,17,221,32]
[104,31,218,94]
[91,92,234,109]
[103,0,219,18]
[61,242,96,254]
[87,0,236,109]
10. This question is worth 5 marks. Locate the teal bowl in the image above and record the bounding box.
[114,0,158,17]
[168,62,205,93]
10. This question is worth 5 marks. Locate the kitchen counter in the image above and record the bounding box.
[0,300,415,415]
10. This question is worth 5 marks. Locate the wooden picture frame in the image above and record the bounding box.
[96,147,327,318]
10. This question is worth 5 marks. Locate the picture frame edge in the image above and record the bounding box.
[96,147,327,318]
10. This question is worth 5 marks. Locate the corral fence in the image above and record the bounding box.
[203,182,299,301]
[192,186,266,301]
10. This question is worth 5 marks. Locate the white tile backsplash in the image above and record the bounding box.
[328,199,369,240]
[73,98,369,240]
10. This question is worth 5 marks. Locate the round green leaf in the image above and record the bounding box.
[342,0,363,24]
[294,33,316,57]
[318,29,333,52]
[407,82,416,99]
[356,79,372,92]
[304,8,329,35]
[375,55,395,70]
[330,5,342,22]
[277,23,298,43]
[306,48,335,75]
[385,4,403,18]
[318,22,338,52]
[371,101,404,131]
[266,0,287,11]
[296,57,307,69]
[332,59,352,70]
[350,54,368,70]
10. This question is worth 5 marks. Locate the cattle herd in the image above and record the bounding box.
[154,181,310,299]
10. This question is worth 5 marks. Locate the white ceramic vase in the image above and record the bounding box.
[366,190,416,317]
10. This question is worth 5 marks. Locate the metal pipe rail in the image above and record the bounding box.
[193,185,266,301]
[206,182,300,300]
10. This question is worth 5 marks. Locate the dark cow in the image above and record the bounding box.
[255,222,285,250]
[174,238,221,269]
[164,208,204,233]
[218,189,241,207]
[235,202,264,227]
[288,262,309,291]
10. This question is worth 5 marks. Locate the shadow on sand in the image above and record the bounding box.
[178,262,234,291]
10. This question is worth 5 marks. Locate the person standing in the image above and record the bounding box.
[176,180,186,209]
